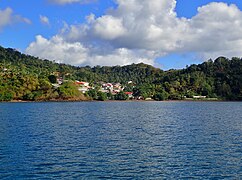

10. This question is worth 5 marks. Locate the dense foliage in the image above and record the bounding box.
[0,46,242,101]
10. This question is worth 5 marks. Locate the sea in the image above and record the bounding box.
[0,101,241,179]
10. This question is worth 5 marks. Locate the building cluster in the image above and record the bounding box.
[75,81,91,93]
[74,81,133,98]
[100,83,123,93]
[52,78,208,100]
[75,81,133,98]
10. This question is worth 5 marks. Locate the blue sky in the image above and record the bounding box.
[176,0,242,17]
[1,0,242,70]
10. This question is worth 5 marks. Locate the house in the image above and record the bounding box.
[193,96,206,99]
[75,81,89,87]
[101,83,113,92]
[103,83,113,90]
[76,81,90,93]
[78,87,90,93]
[57,78,63,85]
[51,77,63,88]
[125,92,134,99]
[113,83,123,92]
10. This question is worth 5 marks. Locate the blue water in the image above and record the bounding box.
[0,102,241,179]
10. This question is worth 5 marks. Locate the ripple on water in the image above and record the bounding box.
[0,101,241,179]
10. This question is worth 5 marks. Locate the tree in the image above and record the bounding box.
[107,92,114,100]
[153,91,169,101]
[58,82,82,99]
[87,89,98,100]
[39,78,52,91]
[97,91,107,101]
[48,75,57,84]
[0,88,14,101]
[114,91,129,100]
[217,82,232,99]
[201,82,212,96]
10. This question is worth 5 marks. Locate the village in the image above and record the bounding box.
[54,77,136,100]
[52,77,209,101]
[76,81,134,98]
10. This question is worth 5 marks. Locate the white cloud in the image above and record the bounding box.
[181,2,242,59]
[0,7,31,30]
[26,0,242,67]
[40,15,50,26]
[26,35,88,65]
[0,8,12,28]
[26,35,154,66]
[93,15,126,40]
[48,0,96,5]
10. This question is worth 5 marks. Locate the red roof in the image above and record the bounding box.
[75,81,86,85]
[125,92,133,95]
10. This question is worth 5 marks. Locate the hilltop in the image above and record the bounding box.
[0,46,242,101]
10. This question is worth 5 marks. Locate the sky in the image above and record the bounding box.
[1,0,242,70]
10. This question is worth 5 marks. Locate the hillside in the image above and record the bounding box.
[0,46,242,101]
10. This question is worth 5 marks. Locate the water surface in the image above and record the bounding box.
[0,102,241,179]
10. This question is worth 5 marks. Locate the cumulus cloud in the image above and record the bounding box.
[93,15,127,40]
[181,2,242,60]
[26,35,154,66]
[26,35,88,65]
[0,7,31,30]
[40,15,50,26]
[26,0,242,67]
[48,0,96,5]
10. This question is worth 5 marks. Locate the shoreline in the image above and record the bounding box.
[2,99,242,103]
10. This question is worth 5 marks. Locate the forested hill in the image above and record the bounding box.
[0,45,242,101]
[0,46,163,84]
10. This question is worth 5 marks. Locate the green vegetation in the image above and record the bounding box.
[58,82,86,100]
[87,89,108,101]
[0,45,242,101]
[114,91,129,101]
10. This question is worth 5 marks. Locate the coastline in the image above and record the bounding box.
[3,98,241,103]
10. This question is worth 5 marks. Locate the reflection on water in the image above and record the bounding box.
[0,102,242,179]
